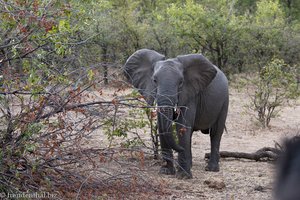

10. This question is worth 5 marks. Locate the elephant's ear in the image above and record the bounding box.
[177,54,217,104]
[124,49,165,105]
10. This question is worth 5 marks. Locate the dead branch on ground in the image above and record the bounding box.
[205,146,282,161]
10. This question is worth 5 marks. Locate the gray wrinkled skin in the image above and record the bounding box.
[124,49,229,179]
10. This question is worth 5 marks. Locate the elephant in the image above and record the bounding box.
[275,136,300,200]
[123,49,229,179]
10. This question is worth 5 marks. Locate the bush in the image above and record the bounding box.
[0,74,162,198]
[249,58,299,127]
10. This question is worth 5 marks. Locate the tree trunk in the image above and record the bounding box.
[102,45,108,85]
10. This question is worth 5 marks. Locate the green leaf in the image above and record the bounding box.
[58,19,71,33]
[87,69,95,81]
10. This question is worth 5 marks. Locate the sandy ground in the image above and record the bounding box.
[88,86,300,200]
[146,88,299,200]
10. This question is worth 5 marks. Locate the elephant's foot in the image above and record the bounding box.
[205,162,220,172]
[159,165,176,175]
[176,169,192,179]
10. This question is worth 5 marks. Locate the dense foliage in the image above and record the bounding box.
[0,0,299,198]
[1,0,300,76]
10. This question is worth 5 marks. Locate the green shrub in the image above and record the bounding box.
[250,58,299,127]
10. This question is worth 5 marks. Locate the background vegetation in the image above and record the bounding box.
[0,0,299,198]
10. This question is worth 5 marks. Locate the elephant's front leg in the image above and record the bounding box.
[205,104,228,172]
[158,134,176,175]
[176,124,193,179]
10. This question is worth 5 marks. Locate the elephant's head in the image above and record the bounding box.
[124,49,217,152]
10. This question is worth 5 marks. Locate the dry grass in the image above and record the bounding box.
[88,86,300,200]
[1,81,298,199]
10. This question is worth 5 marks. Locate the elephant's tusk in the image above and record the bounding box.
[174,104,178,112]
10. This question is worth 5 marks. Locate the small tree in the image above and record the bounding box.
[250,58,299,128]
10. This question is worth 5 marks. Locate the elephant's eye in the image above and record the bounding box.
[179,79,183,87]
[152,77,158,84]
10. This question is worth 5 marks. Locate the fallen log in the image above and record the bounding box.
[205,147,281,161]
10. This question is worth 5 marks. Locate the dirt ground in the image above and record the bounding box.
[90,86,300,200]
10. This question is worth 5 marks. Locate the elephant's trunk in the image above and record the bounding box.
[158,106,184,152]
